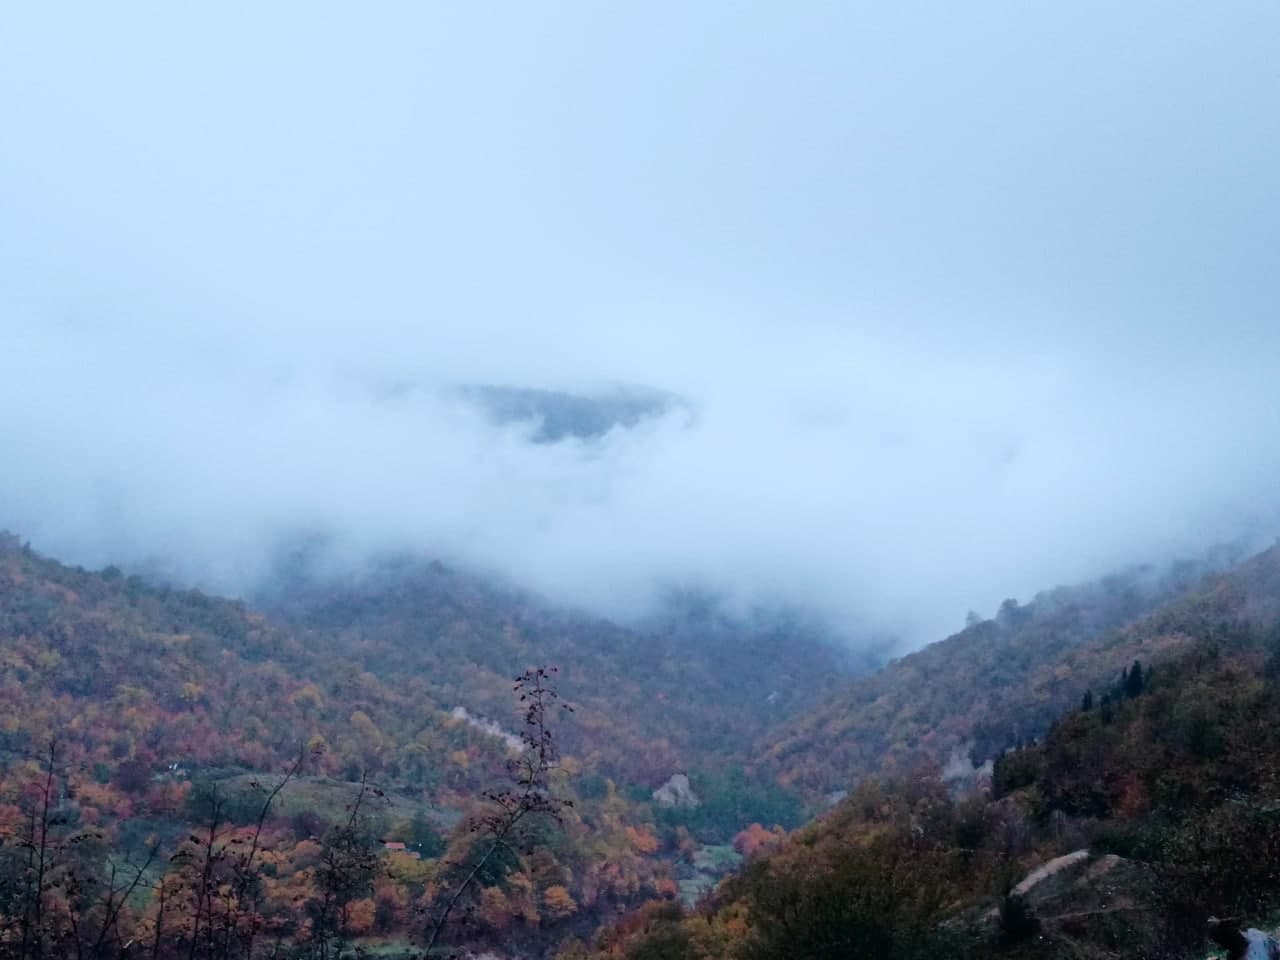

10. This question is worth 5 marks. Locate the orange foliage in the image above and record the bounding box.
[543,884,578,920]
[345,898,377,936]
[731,822,786,858]
[624,825,660,855]
[478,886,513,929]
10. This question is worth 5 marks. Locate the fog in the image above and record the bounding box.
[2,2,1279,646]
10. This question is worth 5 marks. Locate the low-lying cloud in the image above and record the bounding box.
[6,320,1278,647]
[2,2,1279,648]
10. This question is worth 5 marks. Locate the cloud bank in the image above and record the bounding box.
[2,2,1279,646]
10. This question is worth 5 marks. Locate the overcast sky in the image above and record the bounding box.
[2,2,1279,646]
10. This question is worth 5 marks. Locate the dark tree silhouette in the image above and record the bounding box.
[306,771,382,960]
[1124,659,1144,699]
[424,665,573,956]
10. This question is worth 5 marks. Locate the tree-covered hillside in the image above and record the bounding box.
[5,531,1280,958]
[0,534,837,958]
[571,544,1280,960]
[761,549,1252,798]
[256,552,859,788]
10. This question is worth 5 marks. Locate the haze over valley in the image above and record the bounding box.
[6,3,1280,650]
[3,3,1280,959]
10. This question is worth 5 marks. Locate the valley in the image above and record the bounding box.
[5,532,1279,957]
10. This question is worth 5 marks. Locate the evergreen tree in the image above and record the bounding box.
[1125,659,1144,698]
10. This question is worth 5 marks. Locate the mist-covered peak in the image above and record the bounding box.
[4,1,1280,652]
[457,383,689,443]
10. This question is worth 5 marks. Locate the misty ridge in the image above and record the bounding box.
[3,0,1280,654]
[6,317,1280,654]
[6,5,1280,959]
[456,383,688,444]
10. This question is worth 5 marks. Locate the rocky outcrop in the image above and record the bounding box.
[652,773,700,809]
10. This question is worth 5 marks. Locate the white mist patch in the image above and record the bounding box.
[449,706,523,755]
[2,2,1280,649]
[3,325,1279,651]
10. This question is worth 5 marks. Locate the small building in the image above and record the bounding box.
[382,840,421,860]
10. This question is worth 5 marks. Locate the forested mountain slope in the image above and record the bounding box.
[255,552,860,787]
[6,529,1278,959]
[761,548,1257,798]
[0,533,842,957]
[573,544,1280,960]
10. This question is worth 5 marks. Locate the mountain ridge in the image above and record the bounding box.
[758,545,1259,798]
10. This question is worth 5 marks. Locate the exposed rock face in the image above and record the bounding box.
[941,742,993,790]
[652,773,700,809]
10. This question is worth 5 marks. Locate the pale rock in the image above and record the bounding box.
[652,773,700,809]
